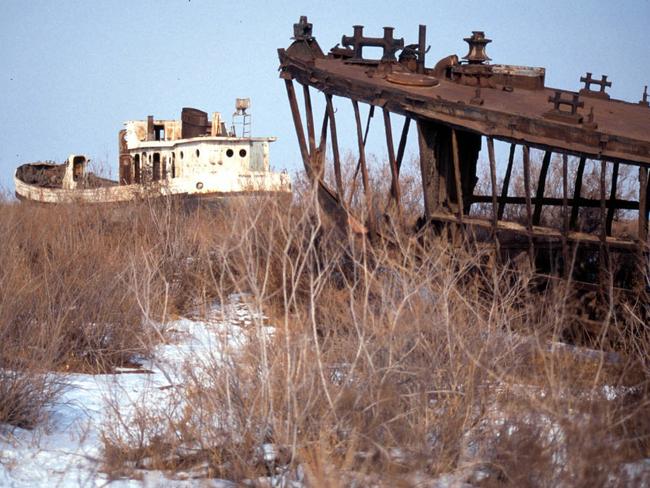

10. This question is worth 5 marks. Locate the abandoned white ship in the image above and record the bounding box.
[14,100,292,204]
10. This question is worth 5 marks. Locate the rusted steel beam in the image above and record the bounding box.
[278,51,650,166]
[383,108,401,211]
[316,107,329,179]
[325,94,344,199]
[395,116,411,173]
[428,211,638,250]
[497,143,516,220]
[638,166,649,291]
[599,159,610,284]
[471,195,639,210]
[348,105,375,208]
[640,166,648,244]
[451,128,464,223]
[570,156,587,230]
[284,79,313,179]
[606,162,620,235]
[303,85,316,160]
[286,79,359,235]
[353,99,376,240]
[522,145,535,264]
[416,119,439,220]
[487,137,500,253]
[562,153,570,278]
[532,151,552,225]
[417,24,426,74]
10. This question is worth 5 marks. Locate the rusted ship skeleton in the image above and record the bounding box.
[279,17,649,288]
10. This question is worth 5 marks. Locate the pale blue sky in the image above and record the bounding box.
[1,0,649,191]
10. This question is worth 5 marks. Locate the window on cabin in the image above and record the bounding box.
[154,125,165,141]
[248,144,265,171]
[153,153,161,181]
[134,154,141,183]
[72,156,86,181]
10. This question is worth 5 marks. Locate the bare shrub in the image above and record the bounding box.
[99,180,650,485]
[0,196,221,428]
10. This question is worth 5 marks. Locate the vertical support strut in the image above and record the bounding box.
[606,162,619,236]
[487,137,500,257]
[284,80,313,179]
[522,145,535,266]
[570,156,587,230]
[416,119,440,221]
[451,128,464,223]
[561,153,570,279]
[352,99,376,240]
[532,151,552,225]
[302,85,316,162]
[640,166,648,244]
[639,166,649,291]
[395,117,411,173]
[348,105,375,208]
[417,25,426,74]
[325,94,344,199]
[316,107,329,175]
[599,159,610,287]
[383,108,401,212]
[497,143,516,220]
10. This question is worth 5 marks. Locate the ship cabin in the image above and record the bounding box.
[118,106,275,188]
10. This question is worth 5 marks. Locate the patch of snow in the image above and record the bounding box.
[0,295,263,487]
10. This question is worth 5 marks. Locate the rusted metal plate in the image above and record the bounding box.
[279,26,650,166]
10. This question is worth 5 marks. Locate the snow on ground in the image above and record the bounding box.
[0,295,262,488]
[2,294,649,487]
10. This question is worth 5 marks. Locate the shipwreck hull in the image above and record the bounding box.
[15,169,291,205]
[279,17,649,289]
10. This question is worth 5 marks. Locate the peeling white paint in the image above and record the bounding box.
[15,107,291,204]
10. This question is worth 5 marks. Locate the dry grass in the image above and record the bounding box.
[92,177,650,486]
[1,154,647,484]
[0,196,223,428]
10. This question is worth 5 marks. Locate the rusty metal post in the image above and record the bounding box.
[348,105,375,208]
[395,117,411,173]
[638,166,649,291]
[352,99,376,240]
[316,108,329,179]
[497,143,516,220]
[522,145,535,265]
[570,156,587,230]
[284,80,313,179]
[451,129,464,223]
[417,25,426,74]
[533,151,552,225]
[487,137,500,256]
[303,85,316,161]
[640,166,648,243]
[383,108,401,211]
[606,162,620,235]
[599,159,610,287]
[311,110,329,180]
[562,153,570,278]
[325,94,344,200]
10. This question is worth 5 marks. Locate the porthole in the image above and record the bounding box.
[196,149,200,157]
[226,149,234,157]
[180,151,184,159]
[196,182,204,190]
[239,149,247,158]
